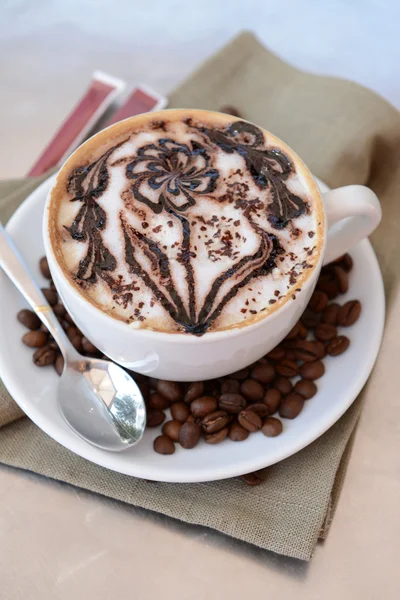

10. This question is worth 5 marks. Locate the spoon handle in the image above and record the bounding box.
[0,223,74,358]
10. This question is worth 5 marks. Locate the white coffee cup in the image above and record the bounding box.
[43,110,381,381]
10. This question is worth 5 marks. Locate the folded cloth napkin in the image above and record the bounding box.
[1,32,399,561]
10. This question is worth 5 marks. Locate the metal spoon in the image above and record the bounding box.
[0,224,146,451]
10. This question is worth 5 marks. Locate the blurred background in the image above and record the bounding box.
[1,0,399,178]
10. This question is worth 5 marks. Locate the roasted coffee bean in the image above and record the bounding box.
[301,309,320,329]
[240,379,264,402]
[297,321,308,339]
[333,253,353,272]
[205,427,229,444]
[53,304,66,320]
[148,377,158,389]
[220,105,242,117]
[64,311,75,325]
[248,403,269,418]
[138,381,149,402]
[341,253,353,272]
[315,340,326,359]
[238,409,262,432]
[252,355,269,365]
[300,360,325,380]
[48,340,59,351]
[218,393,246,414]
[153,435,175,455]
[314,322,337,341]
[148,392,170,410]
[39,256,52,279]
[250,362,276,384]
[183,381,204,403]
[275,359,299,378]
[66,326,83,352]
[327,335,350,356]
[33,346,56,366]
[241,471,264,486]
[279,393,304,419]
[321,303,340,325]
[308,290,328,313]
[54,353,64,376]
[170,402,190,423]
[203,379,220,397]
[332,265,349,294]
[285,349,297,361]
[322,265,337,278]
[273,376,293,396]
[41,287,58,306]
[179,381,190,393]
[294,379,317,399]
[331,254,345,265]
[265,347,286,361]
[81,336,100,355]
[22,330,48,348]
[65,324,82,338]
[263,388,282,413]
[179,421,201,449]
[220,379,241,394]
[146,409,166,427]
[202,410,230,434]
[317,277,340,299]
[190,396,218,418]
[294,340,320,362]
[156,380,182,402]
[285,321,301,340]
[229,423,249,442]
[230,368,250,380]
[261,417,283,437]
[281,339,296,351]
[162,419,182,442]
[17,309,41,330]
[337,300,361,327]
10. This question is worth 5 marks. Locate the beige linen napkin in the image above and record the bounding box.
[1,32,399,561]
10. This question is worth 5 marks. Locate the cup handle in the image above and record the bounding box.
[322,185,381,265]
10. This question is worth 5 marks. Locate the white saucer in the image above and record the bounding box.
[0,175,385,483]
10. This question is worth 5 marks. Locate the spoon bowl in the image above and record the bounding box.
[58,356,146,451]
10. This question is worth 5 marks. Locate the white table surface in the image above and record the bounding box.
[0,1,399,598]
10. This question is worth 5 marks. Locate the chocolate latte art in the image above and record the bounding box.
[49,110,323,334]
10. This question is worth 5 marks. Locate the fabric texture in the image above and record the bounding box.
[1,32,399,561]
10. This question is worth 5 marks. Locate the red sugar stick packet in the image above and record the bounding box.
[107,85,167,126]
[27,71,126,177]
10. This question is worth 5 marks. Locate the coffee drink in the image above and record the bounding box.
[48,110,323,334]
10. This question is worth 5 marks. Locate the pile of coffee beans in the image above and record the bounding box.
[17,254,361,485]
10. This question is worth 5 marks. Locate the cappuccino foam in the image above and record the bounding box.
[49,110,323,334]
